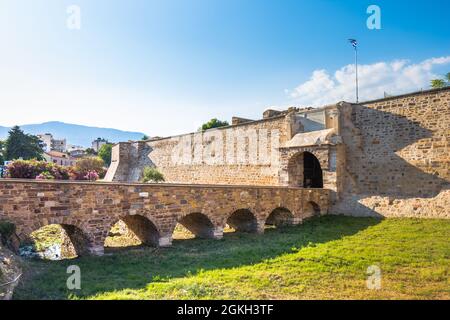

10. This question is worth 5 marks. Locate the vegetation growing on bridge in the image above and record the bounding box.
[141,167,165,183]
[6,158,106,181]
[14,216,450,300]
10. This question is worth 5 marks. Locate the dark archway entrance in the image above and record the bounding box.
[288,151,323,188]
[303,152,323,188]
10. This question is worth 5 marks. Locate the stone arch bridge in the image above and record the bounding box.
[0,180,330,256]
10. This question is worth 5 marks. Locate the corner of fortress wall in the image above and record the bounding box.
[332,87,450,218]
[105,87,450,218]
[105,141,154,182]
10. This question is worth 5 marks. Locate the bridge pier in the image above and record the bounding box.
[88,245,105,256]
[158,236,173,247]
[212,226,224,239]
[256,220,265,234]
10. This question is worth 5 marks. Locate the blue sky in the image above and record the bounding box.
[0,0,449,136]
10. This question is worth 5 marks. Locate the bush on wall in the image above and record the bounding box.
[7,160,70,180]
[141,167,165,183]
[72,157,106,179]
[6,159,105,181]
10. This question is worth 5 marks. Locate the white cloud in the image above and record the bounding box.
[288,56,450,106]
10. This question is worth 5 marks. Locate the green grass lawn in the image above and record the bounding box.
[14,216,450,300]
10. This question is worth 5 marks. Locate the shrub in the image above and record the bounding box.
[141,167,165,183]
[7,160,70,180]
[73,157,106,179]
[84,171,100,181]
[36,172,55,180]
[5,159,103,181]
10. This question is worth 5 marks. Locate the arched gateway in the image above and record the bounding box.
[287,151,324,188]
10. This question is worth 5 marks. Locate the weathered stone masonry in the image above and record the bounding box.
[335,88,450,218]
[106,87,450,218]
[0,180,329,255]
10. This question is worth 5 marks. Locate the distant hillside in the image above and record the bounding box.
[0,121,147,147]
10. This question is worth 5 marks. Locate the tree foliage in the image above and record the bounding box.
[6,159,102,181]
[199,118,229,131]
[98,144,113,166]
[141,135,150,141]
[141,167,165,183]
[75,157,105,173]
[4,126,44,161]
[431,79,446,89]
[7,159,70,180]
[85,148,97,156]
[430,72,450,89]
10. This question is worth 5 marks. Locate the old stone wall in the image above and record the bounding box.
[107,115,295,185]
[334,88,450,218]
[0,180,330,255]
[104,87,449,219]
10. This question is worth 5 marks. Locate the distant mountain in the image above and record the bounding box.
[0,121,147,148]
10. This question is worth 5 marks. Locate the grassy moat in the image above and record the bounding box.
[14,216,450,300]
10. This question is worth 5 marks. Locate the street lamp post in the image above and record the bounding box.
[348,39,359,103]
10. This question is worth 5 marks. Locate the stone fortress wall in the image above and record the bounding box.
[105,87,450,218]
[334,87,449,218]
[105,112,295,185]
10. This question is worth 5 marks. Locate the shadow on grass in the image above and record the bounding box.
[14,215,381,300]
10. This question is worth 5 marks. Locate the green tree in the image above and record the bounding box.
[4,126,44,161]
[141,135,149,140]
[98,143,113,166]
[431,79,446,89]
[75,156,105,173]
[430,72,450,89]
[141,167,165,183]
[85,148,97,156]
[199,118,229,131]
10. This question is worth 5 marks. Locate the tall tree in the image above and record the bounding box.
[141,134,149,140]
[4,126,44,161]
[98,143,113,166]
[199,118,229,131]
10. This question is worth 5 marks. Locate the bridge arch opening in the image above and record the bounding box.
[25,224,89,260]
[175,212,215,239]
[226,209,258,233]
[304,201,321,218]
[288,151,323,188]
[104,215,160,249]
[265,207,294,228]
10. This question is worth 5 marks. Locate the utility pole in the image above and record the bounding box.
[348,39,359,103]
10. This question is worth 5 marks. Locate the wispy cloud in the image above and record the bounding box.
[287,56,450,106]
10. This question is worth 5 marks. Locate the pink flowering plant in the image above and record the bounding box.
[7,159,104,181]
[84,170,100,181]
